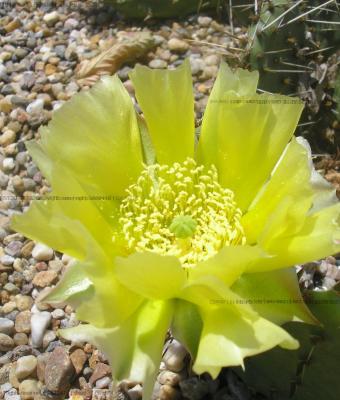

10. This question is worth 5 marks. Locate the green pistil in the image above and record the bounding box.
[169,215,197,239]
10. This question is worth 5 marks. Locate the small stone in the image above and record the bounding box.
[51,309,64,319]
[168,38,189,53]
[64,18,79,29]
[204,54,220,66]
[2,158,15,172]
[163,340,188,372]
[43,11,60,26]
[95,376,111,389]
[32,270,57,288]
[1,255,14,266]
[26,99,44,115]
[0,98,12,113]
[89,363,111,385]
[157,370,184,386]
[15,356,37,381]
[70,349,87,375]
[15,311,31,334]
[198,16,212,27]
[31,312,51,348]
[0,333,14,351]
[21,242,34,258]
[42,330,56,349]
[148,59,167,69]
[13,333,28,346]
[15,295,33,312]
[45,347,75,394]
[18,379,39,400]
[5,241,22,257]
[159,384,181,400]
[128,384,143,400]
[32,244,54,261]
[0,318,14,335]
[11,96,30,108]
[4,283,19,294]
[45,64,57,76]
[4,19,21,33]
[0,130,16,146]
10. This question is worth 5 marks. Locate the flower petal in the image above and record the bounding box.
[193,305,298,378]
[232,268,317,325]
[60,299,173,400]
[197,63,304,210]
[42,254,143,328]
[189,245,265,287]
[11,162,118,259]
[242,137,313,244]
[35,75,143,197]
[130,60,195,164]
[296,137,338,212]
[115,252,186,300]
[250,203,340,272]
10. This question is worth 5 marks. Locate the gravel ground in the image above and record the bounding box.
[0,1,339,400]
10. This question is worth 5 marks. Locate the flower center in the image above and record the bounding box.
[119,158,246,268]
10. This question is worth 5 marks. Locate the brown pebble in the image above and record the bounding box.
[70,348,87,375]
[45,347,75,394]
[15,311,32,334]
[32,270,58,287]
[89,363,111,385]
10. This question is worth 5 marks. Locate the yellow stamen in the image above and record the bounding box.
[119,158,246,268]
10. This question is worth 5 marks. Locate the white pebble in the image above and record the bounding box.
[32,243,54,261]
[26,99,44,115]
[2,158,15,171]
[31,311,51,348]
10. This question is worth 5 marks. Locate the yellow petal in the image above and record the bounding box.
[189,245,265,287]
[232,268,317,325]
[193,305,298,377]
[250,203,340,272]
[36,75,143,197]
[130,60,195,164]
[197,62,304,210]
[242,138,313,244]
[115,252,186,300]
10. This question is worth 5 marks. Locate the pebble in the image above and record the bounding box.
[89,363,111,385]
[1,255,15,266]
[13,333,28,346]
[31,312,51,348]
[15,311,32,334]
[15,295,33,311]
[163,340,188,372]
[0,318,14,335]
[0,130,16,146]
[168,38,189,53]
[0,333,15,352]
[2,158,16,172]
[43,11,60,26]
[95,376,111,389]
[18,379,39,400]
[32,270,58,287]
[15,355,37,381]
[44,347,75,394]
[42,330,56,349]
[5,241,23,258]
[26,99,44,115]
[127,384,143,400]
[31,244,54,262]
[149,59,168,69]
[198,16,212,27]
[70,348,87,375]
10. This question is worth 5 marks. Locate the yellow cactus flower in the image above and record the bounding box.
[12,60,340,399]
